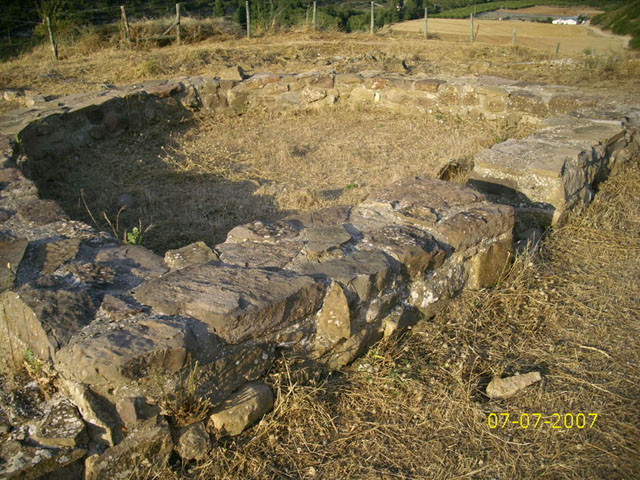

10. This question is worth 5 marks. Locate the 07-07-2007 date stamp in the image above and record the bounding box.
[488,413,598,429]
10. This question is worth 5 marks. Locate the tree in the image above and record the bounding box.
[214,0,226,17]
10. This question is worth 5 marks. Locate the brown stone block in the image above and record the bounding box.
[414,79,445,93]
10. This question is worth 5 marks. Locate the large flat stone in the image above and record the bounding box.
[299,250,397,304]
[469,117,630,227]
[55,316,196,386]
[363,177,513,251]
[133,264,325,344]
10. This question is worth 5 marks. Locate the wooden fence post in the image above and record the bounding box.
[313,0,317,31]
[46,16,58,60]
[512,27,517,46]
[176,3,181,45]
[120,6,131,46]
[370,1,374,35]
[246,0,251,38]
[470,13,474,43]
[424,5,428,39]
[556,42,560,55]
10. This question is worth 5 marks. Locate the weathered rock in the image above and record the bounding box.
[466,234,512,290]
[60,262,116,286]
[55,316,195,386]
[31,395,88,448]
[0,288,95,363]
[95,244,168,280]
[16,199,67,225]
[0,238,28,291]
[59,379,123,447]
[414,78,445,93]
[98,294,141,321]
[304,224,352,259]
[33,238,81,275]
[363,177,514,268]
[486,371,542,399]
[301,87,327,103]
[208,382,274,436]
[0,437,86,479]
[434,204,514,252]
[299,250,396,304]
[85,415,173,480]
[176,421,210,460]
[217,240,300,269]
[115,396,161,428]
[469,118,628,227]
[316,281,351,342]
[362,225,447,281]
[278,91,302,105]
[133,264,325,344]
[323,324,382,370]
[408,262,466,318]
[164,241,218,270]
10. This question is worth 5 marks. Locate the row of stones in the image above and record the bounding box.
[469,111,640,231]
[0,69,616,167]
[216,69,601,119]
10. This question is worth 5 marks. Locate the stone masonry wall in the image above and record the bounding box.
[0,70,638,479]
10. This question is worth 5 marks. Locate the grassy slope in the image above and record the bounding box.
[592,1,640,48]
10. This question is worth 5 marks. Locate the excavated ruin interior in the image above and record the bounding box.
[0,69,638,479]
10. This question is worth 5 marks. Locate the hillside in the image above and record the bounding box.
[592,0,640,49]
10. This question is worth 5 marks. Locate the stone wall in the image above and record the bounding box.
[0,70,638,479]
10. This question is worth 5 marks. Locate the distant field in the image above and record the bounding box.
[392,17,629,54]
[498,5,604,16]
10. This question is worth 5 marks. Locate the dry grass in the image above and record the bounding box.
[392,17,629,54]
[133,158,640,480]
[35,106,530,253]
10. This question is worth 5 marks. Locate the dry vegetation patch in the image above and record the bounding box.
[392,17,629,54]
[40,106,529,253]
[137,159,640,480]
